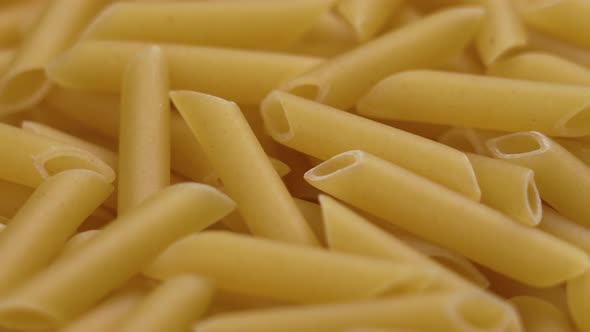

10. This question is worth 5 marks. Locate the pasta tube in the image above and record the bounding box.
[304,150,589,286]
[145,231,433,304]
[553,138,590,166]
[113,275,214,332]
[0,0,109,114]
[358,70,590,137]
[171,91,317,245]
[488,52,590,85]
[0,180,33,218]
[84,0,333,49]
[0,170,112,294]
[280,6,484,110]
[261,91,480,200]
[437,128,502,155]
[476,0,526,65]
[0,183,235,330]
[487,131,590,228]
[336,0,404,41]
[467,153,542,226]
[510,296,575,332]
[539,206,590,255]
[290,12,357,57]
[118,46,170,213]
[46,41,323,105]
[528,28,590,68]
[568,271,590,332]
[0,122,115,188]
[518,0,590,49]
[195,292,520,332]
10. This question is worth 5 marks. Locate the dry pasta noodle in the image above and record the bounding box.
[509,296,575,332]
[280,6,484,110]
[145,231,434,304]
[487,131,590,229]
[261,91,480,200]
[567,270,590,332]
[0,179,34,218]
[527,28,590,68]
[83,0,334,50]
[46,41,323,105]
[0,1,45,47]
[336,0,404,42]
[304,150,589,286]
[437,128,502,155]
[171,91,318,245]
[539,205,590,255]
[553,138,590,167]
[289,11,358,57]
[0,183,234,330]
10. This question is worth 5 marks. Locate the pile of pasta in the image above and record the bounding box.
[2,0,590,331]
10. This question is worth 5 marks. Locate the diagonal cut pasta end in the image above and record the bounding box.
[32,147,116,184]
[486,131,550,159]
[451,291,523,332]
[304,150,362,181]
[0,68,51,115]
[260,90,296,142]
[558,102,590,137]
[522,172,543,226]
[280,77,325,104]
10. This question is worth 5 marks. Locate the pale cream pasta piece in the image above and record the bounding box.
[358,70,590,137]
[567,271,590,332]
[194,291,520,332]
[510,296,575,332]
[261,91,480,200]
[0,183,235,330]
[171,91,318,245]
[517,0,590,49]
[0,122,115,188]
[488,52,590,84]
[0,179,33,218]
[145,231,433,304]
[437,128,502,155]
[336,0,404,41]
[46,41,323,105]
[476,0,527,65]
[280,5,484,110]
[527,28,590,68]
[0,170,112,294]
[60,230,100,258]
[118,46,170,214]
[290,11,357,57]
[84,0,333,49]
[538,205,590,255]
[554,138,590,166]
[0,0,109,114]
[304,150,589,286]
[113,275,214,332]
[467,153,542,226]
[487,131,590,228]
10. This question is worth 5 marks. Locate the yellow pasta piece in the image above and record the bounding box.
[60,230,100,259]
[437,128,502,155]
[0,183,234,330]
[280,6,484,110]
[145,231,432,304]
[510,296,575,332]
[358,70,590,137]
[442,49,485,74]
[47,41,323,105]
[290,12,357,57]
[171,91,317,245]
[84,0,333,49]
[0,0,109,114]
[517,0,590,49]
[476,0,527,65]
[567,271,590,332]
[467,153,542,226]
[528,28,590,68]
[336,0,404,41]
[487,131,590,228]
[0,180,33,218]
[261,91,480,200]
[113,275,213,332]
[539,205,590,255]
[60,283,147,332]
[0,49,14,77]
[0,170,112,294]
[0,1,44,47]
[488,52,590,84]
[304,150,589,286]
[118,46,170,214]
[554,138,590,166]
[0,122,115,188]
[195,291,519,332]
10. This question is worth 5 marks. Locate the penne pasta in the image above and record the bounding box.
[118,46,170,214]
[0,0,109,114]
[358,70,590,137]
[487,131,590,228]
[145,231,433,304]
[0,183,235,330]
[113,275,214,332]
[336,0,404,41]
[517,0,590,49]
[0,179,33,218]
[171,91,318,245]
[289,12,357,57]
[527,28,590,68]
[475,0,526,65]
[261,91,480,200]
[510,296,575,332]
[46,41,323,105]
[194,291,520,332]
[567,271,590,332]
[0,122,115,188]
[467,153,542,226]
[554,138,590,166]
[488,52,590,85]
[60,230,101,259]
[539,205,590,255]
[437,128,502,155]
[304,150,589,286]
[0,170,112,294]
[84,0,333,49]
[280,6,484,110]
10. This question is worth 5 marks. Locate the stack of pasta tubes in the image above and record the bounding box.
[0,0,589,331]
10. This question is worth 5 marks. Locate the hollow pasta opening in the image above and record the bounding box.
[561,105,590,136]
[261,93,293,141]
[34,149,116,183]
[455,294,506,331]
[525,174,542,225]
[287,83,321,101]
[306,151,361,180]
[486,132,548,158]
